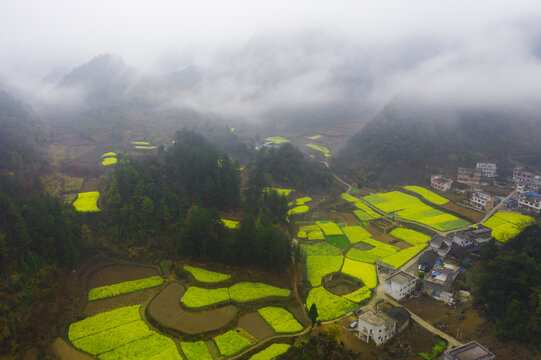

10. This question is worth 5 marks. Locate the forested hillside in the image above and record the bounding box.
[334,98,541,186]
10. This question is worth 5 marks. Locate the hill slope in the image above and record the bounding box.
[333,98,541,186]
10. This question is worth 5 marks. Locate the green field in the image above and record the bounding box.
[214,329,254,356]
[306,287,356,321]
[305,255,344,286]
[101,152,117,157]
[341,193,381,220]
[341,259,378,288]
[483,211,535,242]
[134,145,157,149]
[131,141,150,145]
[363,191,469,231]
[301,242,342,256]
[288,205,309,215]
[306,143,330,156]
[249,343,291,360]
[404,186,449,205]
[73,191,100,212]
[307,230,325,240]
[380,244,427,269]
[297,230,307,238]
[342,226,371,244]
[229,282,290,302]
[68,306,180,359]
[184,265,231,283]
[308,134,323,140]
[101,157,118,166]
[296,196,312,205]
[342,286,371,303]
[299,224,320,232]
[327,235,349,249]
[182,287,230,308]
[346,245,398,263]
[263,188,294,196]
[222,219,240,229]
[257,307,303,333]
[390,228,431,245]
[265,136,290,144]
[180,341,213,360]
[88,276,164,301]
[316,221,343,236]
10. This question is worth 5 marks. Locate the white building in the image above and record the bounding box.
[384,271,417,300]
[470,192,494,211]
[518,191,541,214]
[357,311,396,346]
[431,175,453,192]
[476,163,497,177]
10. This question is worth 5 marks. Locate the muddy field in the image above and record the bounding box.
[148,282,238,334]
[86,264,159,289]
[238,312,275,340]
[442,202,485,223]
[51,338,93,360]
[84,287,156,316]
[402,295,538,359]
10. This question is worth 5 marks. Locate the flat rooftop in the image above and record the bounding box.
[386,271,416,285]
[446,341,494,360]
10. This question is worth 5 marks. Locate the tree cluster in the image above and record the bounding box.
[277,331,358,360]
[473,225,541,343]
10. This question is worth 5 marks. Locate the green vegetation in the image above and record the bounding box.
[308,134,323,140]
[184,265,231,283]
[306,143,330,156]
[341,259,378,288]
[277,333,358,359]
[263,188,294,196]
[265,136,289,144]
[307,230,324,240]
[306,287,356,320]
[474,225,541,343]
[180,341,213,360]
[100,333,181,360]
[102,157,118,166]
[295,196,312,205]
[249,343,291,360]
[222,219,240,229]
[363,191,469,230]
[404,186,449,205]
[68,305,141,341]
[299,224,320,232]
[214,329,254,356]
[327,235,349,249]
[257,306,303,333]
[342,286,371,302]
[182,287,230,308]
[381,244,427,269]
[73,191,100,212]
[390,228,431,245]
[297,230,307,238]
[418,341,447,360]
[305,256,344,286]
[102,152,117,157]
[483,211,535,242]
[131,141,150,145]
[341,195,381,220]
[229,282,290,302]
[288,205,309,215]
[316,221,343,236]
[134,145,157,149]
[301,242,342,256]
[342,226,371,244]
[346,245,398,263]
[88,276,164,301]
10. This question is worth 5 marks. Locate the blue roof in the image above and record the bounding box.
[432,271,441,276]
[504,199,513,204]
[435,259,442,265]
[525,191,540,197]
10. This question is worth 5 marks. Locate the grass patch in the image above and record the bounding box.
[327,235,349,250]
[306,287,356,321]
[342,286,371,303]
[316,220,343,236]
[305,256,344,286]
[229,282,290,302]
[483,211,535,242]
[182,287,230,308]
[257,307,303,333]
[341,259,378,288]
[180,341,213,360]
[101,157,118,166]
[390,228,431,246]
[214,329,254,357]
[184,265,231,283]
[404,186,449,205]
[73,191,100,212]
[288,205,309,215]
[88,276,164,301]
[249,343,291,360]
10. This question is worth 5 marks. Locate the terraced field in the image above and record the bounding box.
[483,211,535,241]
[73,191,100,212]
[404,186,449,205]
[363,191,469,231]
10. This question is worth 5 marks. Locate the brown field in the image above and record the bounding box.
[86,264,159,289]
[49,145,68,166]
[238,312,275,340]
[365,225,411,250]
[80,178,101,192]
[442,202,484,223]
[43,173,84,197]
[84,288,156,316]
[51,338,93,360]
[402,295,538,359]
[148,282,238,334]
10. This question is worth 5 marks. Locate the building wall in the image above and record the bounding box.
[357,320,395,346]
[385,278,416,300]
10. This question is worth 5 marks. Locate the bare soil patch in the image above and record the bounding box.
[51,337,93,360]
[238,312,275,340]
[84,287,156,316]
[148,282,238,334]
[402,295,538,359]
[86,264,159,289]
[80,178,101,192]
[442,202,484,223]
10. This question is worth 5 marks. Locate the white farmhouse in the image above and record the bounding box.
[384,271,417,300]
[357,311,396,346]
[476,163,497,177]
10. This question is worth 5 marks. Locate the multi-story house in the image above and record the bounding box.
[476,163,497,177]
[518,191,541,214]
[457,168,481,185]
[430,175,453,192]
[357,311,396,346]
[384,271,417,300]
[470,192,494,211]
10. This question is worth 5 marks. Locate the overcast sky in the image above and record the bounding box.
[2,0,541,118]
